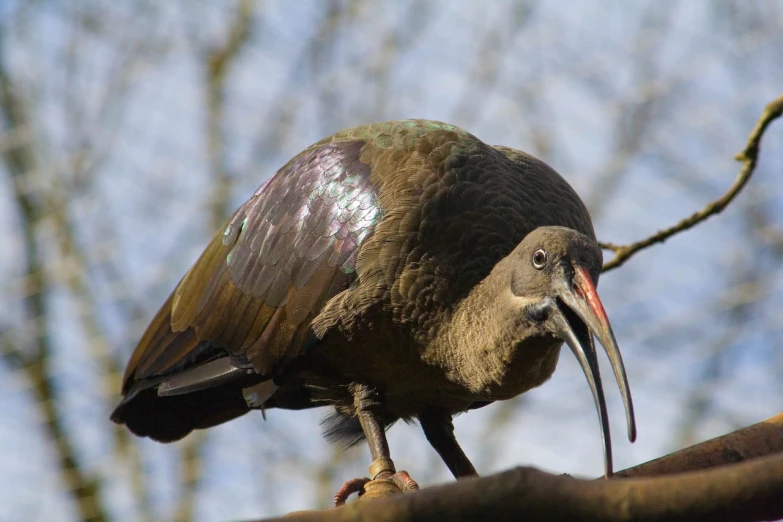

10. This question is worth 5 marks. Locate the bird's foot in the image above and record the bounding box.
[333,458,419,506]
[372,469,419,493]
[333,477,371,506]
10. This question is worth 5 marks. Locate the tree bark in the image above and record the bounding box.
[260,412,783,522]
[266,453,783,522]
[616,411,783,478]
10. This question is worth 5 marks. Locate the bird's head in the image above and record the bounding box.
[507,226,636,478]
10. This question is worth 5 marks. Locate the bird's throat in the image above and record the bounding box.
[430,279,562,401]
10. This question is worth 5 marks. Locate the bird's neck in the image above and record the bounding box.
[429,262,557,399]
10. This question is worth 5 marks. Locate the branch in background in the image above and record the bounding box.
[264,453,783,522]
[312,0,342,136]
[45,187,148,519]
[673,241,763,448]
[600,93,783,272]
[173,431,207,522]
[172,3,256,521]
[0,52,109,522]
[27,7,170,518]
[364,0,434,121]
[243,1,349,172]
[450,2,535,128]
[584,6,673,219]
[204,0,255,231]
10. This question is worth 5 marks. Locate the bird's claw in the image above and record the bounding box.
[334,477,371,506]
[375,469,419,493]
[333,471,419,506]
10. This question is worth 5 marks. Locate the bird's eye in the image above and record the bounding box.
[532,249,548,269]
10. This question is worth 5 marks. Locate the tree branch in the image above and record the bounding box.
[264,453,783,522]
[599,93,783,272]
[616,411,783,478]
[258,412,783,521]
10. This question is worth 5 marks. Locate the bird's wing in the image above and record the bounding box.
[120,139,381,394]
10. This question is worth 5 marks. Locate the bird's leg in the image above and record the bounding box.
[333,384,419,506]
[355,384,390,466]
[420,410,478,478]
[356,385,419,493]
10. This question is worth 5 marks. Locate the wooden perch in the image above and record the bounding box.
[259,412,783,521]
[616,411,783,478]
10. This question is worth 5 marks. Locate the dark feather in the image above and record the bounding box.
[320,410,402,449]
[321,410,366,448]
[157,358,248,396]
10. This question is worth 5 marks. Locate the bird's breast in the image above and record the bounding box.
[293,324,564,417]
[490,337,563,399]
[440,335,564,402]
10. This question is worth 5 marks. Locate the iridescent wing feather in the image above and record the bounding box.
[111,140,380,439]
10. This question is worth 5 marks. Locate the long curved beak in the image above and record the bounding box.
[546,264,636,478]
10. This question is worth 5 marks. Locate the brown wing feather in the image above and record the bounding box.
[112,139,379,440]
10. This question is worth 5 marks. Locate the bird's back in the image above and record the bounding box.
[312,121,595,346]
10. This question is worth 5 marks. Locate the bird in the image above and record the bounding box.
[111,119,636,504]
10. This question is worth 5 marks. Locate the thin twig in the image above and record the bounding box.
[600,93,783,272]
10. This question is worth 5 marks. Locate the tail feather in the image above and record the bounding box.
[111,380,254,442]
[321,410,366,448]
[320,409,400,448]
